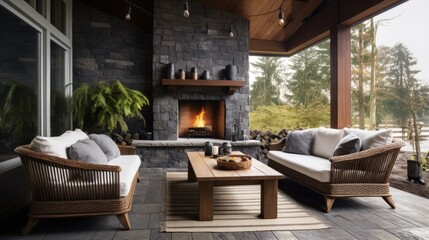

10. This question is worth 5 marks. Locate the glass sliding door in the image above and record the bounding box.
[0,6,39,162]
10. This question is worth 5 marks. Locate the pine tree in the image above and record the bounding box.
[381,43,428,163]
[285,42,330,108]
[250,57,284,110]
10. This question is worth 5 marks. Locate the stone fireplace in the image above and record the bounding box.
[151,0,250,141]
[178,100,225,139]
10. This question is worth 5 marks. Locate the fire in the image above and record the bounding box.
[193,107,206,127]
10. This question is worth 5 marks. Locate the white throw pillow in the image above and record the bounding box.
[312,128,344,159]
[30,129,89,159]
[343,128,392,150]
[73,128,89,140]
[30,136,68,158]
[59,129,89,147]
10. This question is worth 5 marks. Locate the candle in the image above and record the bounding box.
[212,146,219,156]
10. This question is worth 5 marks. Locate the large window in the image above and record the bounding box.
[0,0,72,162]
[249,40,331,132]
[51,41,68,136]
[0,6,39,162]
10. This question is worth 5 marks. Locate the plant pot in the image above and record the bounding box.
[145,132,153,140]
[407,159,422,181]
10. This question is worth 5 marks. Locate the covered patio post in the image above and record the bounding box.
[330,24,351,129]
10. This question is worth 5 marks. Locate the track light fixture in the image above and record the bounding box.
[183,1,190,17]
[125,4,132,21]
[228,25,234,38]
[278,4,285,25]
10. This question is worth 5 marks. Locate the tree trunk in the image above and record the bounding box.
[369,19,377,130]
[412,111,421,164]
[358,25,365,129]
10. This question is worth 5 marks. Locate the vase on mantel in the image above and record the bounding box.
[225,64,237,80]
[167,63,175,79]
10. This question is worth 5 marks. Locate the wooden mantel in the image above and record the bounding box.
[161,79,246,95]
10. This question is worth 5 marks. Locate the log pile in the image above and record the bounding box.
[111,132,140,145]
[249,129,289,157]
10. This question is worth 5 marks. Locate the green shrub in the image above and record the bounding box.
[250,104,330,132]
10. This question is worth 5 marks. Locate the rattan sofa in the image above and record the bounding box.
[267,135,405,213]
[15,144,139,235]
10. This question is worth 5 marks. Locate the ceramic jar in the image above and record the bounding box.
[225,64,237,80]
[204,142,213,156]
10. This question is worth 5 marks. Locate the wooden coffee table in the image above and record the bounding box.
[187,151,284,221]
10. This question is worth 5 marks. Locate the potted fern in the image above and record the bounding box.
[72,80,149,133]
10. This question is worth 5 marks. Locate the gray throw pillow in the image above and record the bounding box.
[333,133,361,156]
[282,131,314,155]
[89,134,120,161]
[69,139,108,164]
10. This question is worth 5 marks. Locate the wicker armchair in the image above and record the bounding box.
[268,138,405,212]
[15,144,139,235]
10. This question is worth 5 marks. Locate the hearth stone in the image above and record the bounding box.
[133,139,260,168]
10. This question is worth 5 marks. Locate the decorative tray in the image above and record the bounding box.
[216,155,252,170]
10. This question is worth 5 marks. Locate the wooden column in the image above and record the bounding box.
[330,24,352,129]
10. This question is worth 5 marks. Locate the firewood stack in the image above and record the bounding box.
[249,129,289,157]
[111,132,140,145]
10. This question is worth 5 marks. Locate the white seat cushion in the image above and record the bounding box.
[267,151,331,183]
[108,155,141,196]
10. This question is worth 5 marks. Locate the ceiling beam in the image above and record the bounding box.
[284,0,336,54]
[249,39,289,56]
[284,0,408,56]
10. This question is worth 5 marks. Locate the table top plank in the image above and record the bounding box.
[187,151,283,181]
[187,152,214,180]
[251,159,285,177]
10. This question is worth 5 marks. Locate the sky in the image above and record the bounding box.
[250,0,429,85]
[375,0,429,84]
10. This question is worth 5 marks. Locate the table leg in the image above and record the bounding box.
[199,181,214,221]
[261,179,278,219]
[188,161,196,182]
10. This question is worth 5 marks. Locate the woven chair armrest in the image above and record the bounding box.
[118,144,136,155]
[15,145,121,172]
[328,139,404,184]
[329,139,405,163]
[16,145,123,201]
[269,138,286,151]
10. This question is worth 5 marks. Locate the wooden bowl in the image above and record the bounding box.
[216,155,252,170]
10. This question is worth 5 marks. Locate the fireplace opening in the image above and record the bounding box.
[178,100,225,139]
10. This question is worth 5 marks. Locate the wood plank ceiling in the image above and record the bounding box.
[196,0,323,43]
[85,0,407,56]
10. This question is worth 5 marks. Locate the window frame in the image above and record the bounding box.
[0,0,73,136]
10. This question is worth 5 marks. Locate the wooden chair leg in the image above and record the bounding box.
[21,217,39,235]
[382,196,396,209]
[117,213,131,230]
[324,197,335,213]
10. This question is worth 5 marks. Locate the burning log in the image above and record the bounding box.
[188,126,213,138]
